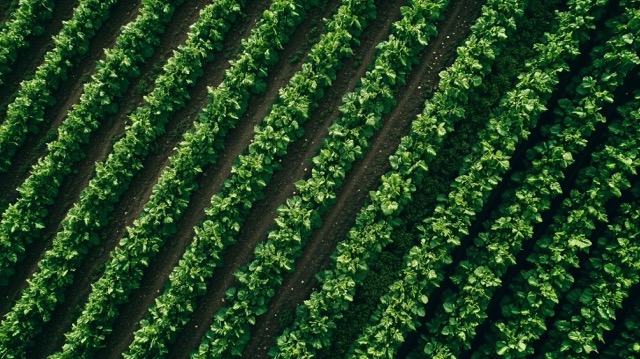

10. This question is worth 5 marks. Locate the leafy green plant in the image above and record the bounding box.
[485,90,640,358]
[544,197,640,356]
[602,288,640,358]
[0,0,55,84]
[344,0,608,357]
[272,0,527,355]
[0,0,121,171]
[419,4,640,356]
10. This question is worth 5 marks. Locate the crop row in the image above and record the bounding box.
[0,0,237,356]
[189,0,458,357]
[0,0,186,286]
[0,0,120,171]
[602,274,640,357]
[124,0,376,357]
[542,188,640,354]
[419,2,640,356]
[49,0,321,357]
[271,0,525,356]
[481,87,640,358]
[346,0,609,357]
[0,0,55,84]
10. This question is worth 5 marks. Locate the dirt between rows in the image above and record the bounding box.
[0,0,80,117]
[0,0,142,204]
[94,0,334,357]
[19,0,264,356]
[0,0,143,317]
[240,0,485,357]
[163,0,407,357]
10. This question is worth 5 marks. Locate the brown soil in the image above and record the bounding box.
[0,0,141,202]
[239,0,486,357]
[0,0,143,316]
[164,0,407,357]
[0,0,80,116]
[21,0,257,356]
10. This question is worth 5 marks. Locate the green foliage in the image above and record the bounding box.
[0,0,55,84]
[341,0,608,356]
[0,0,121,171]
[544,199,640,356]
[0,0,182,287]
[602,289,640,357]
[486,92,640,358]
[123,0,376,356]
[273,0,526,357]
[422,6,640,355]
[1,0,637,357]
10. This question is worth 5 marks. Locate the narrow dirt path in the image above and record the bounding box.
[241,0,486,357]
[0,0,142,203]
[0,0,80,114]
[22,0,252,356]
[92,0,330,356]
[0,0,143,316]
[162,1,405,357]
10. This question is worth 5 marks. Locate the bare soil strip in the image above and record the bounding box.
[0,0,142,207]
[240,1,486,357]
[158,1,408,357]
[21,0,257,356]
[0,0,144,316]
[0,0,80,114]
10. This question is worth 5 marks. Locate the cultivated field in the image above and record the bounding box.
[0,0,638,357]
